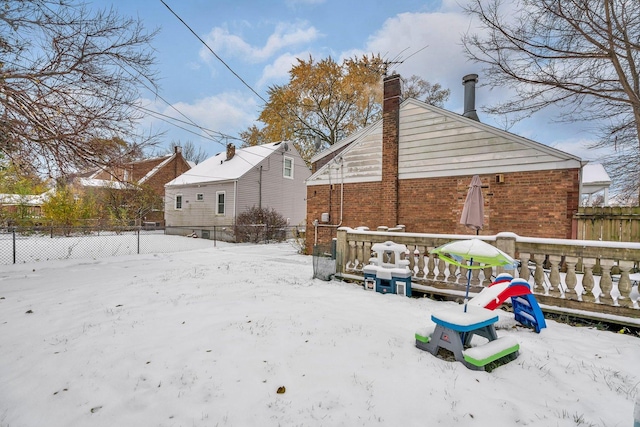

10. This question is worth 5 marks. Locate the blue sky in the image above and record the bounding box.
[89,0,601,161]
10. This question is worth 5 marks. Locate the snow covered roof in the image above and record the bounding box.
[78,178,133,190]
[581,163,612,205]
[166,142,287,186]
[0,190,53,206]
[582,163,611,186]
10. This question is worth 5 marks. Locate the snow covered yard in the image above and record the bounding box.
[0,240,638,426]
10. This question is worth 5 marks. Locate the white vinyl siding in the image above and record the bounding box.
[164,143,310,229]
[308,99,581,186]
[235,151,310,228]
[397,101,581,179]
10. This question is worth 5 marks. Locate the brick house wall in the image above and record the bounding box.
[90,149,190,198]
[305,74,581,254]
[142,155,191,196]
[306,168,579,253]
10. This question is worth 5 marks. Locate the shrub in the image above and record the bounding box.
[234,206,288,243]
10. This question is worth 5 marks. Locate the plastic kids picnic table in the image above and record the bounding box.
[419,305,519,370]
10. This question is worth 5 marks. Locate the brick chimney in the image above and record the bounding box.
[462,74,480,121]
[226,143,235,161]
[381,73,401,227]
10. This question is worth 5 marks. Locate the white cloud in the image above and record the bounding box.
[200,21,320,64]
[137,93,259,152]
[168,93,257,134]
[256,52,302,88]
[360,8,602,154]
[364,11,479,111]
[549,137,604,161]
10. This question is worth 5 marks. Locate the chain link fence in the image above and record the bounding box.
[0,226,216,265]
[165,225,307,246]
[1,225,309,265]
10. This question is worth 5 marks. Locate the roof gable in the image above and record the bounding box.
[308,99,583,185]
[166,142,293,186]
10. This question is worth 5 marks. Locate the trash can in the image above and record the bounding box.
[312,244,336,281]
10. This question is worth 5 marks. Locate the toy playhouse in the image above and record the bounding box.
[363,241,412,296]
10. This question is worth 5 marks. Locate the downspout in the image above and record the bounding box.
[258,165,262,210]
[233,180,238,227]
[313,158,344,245]
[575,161,589,239]
[578,161,589,206]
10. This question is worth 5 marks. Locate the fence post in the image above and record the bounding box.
[213,226,217,247]
[12,227,16,264]
[335,228,348,276]
[137,228,140,254]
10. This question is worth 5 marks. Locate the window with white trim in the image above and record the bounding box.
[216,191,225,215]
[196,193,204,201]
[175,194,182,210]
[283,156,293,179]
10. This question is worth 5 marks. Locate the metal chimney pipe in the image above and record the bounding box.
[462,74,480,122]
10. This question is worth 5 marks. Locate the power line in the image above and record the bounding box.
[160,0,268,105]
[37,1,240,152]
[136,105,242,142]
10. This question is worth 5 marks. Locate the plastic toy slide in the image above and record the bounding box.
[469,274,547,333]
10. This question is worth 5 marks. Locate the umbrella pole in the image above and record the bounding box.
[464,257,473,313]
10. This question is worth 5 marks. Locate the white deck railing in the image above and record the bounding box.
[335,228,640,326]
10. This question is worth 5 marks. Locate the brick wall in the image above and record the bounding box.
[306,169,580,253]
[381,74,401,227]
[145,155,191,196]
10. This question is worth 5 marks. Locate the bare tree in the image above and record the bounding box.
[0,0,159,177]
[173,141,208,165]
[462,0,640,201]
[401,75,450,107]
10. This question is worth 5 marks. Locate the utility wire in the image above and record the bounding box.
[160,0,268,105]
[38,1,240,152]
[137,105,242,142]
[159,0,324,145]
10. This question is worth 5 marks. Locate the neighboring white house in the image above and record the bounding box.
[164,142,310,238]
[581,163,612,206]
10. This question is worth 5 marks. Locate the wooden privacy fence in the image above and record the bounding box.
[335,228,640,327]
[575,206,640,242]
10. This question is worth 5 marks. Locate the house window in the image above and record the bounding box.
[175,194,182,210]
[216,191,225,215]
[283,156,293,179]
[196,193,204,201]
